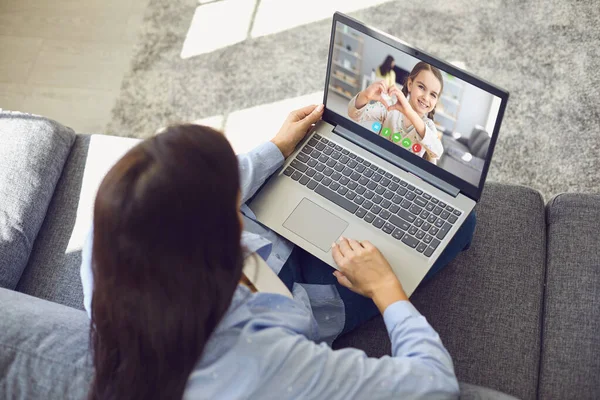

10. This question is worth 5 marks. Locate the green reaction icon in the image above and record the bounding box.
[401,138,412,148]
[392,133,402,143]
[381,127,391,137]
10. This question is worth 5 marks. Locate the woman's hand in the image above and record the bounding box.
[331,237,408,312]
[355,81,391,109]
[271,104,324,158]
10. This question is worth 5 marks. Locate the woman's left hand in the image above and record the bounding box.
[271,104,324,158]
[386,87,413,117]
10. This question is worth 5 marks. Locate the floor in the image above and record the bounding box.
[0,0,150,133]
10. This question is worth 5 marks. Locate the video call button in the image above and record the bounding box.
[371,122,382,132]
[412,143,422,153]
[401,138,411,148]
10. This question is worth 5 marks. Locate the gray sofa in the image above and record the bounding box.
[1,111,598,399]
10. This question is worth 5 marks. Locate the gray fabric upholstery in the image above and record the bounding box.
[459,383,520,400]
[538,193,600,400]
[0,288,92,400]
[0,112,75,290]
[334,182,546,400]
[16,136,91,309]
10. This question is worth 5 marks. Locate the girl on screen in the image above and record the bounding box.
[348,62,444,164]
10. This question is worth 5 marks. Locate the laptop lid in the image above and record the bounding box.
[322,12,509,202]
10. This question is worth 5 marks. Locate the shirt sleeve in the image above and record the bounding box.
[238,141,285,205]
[347,94,388,125]
[250,300,459,400]
[80,226,94,319]
[416,119,444,161]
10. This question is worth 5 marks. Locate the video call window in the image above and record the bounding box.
[326,22,502,187]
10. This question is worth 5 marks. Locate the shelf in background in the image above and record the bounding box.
[334,44,362,59]
[335,29,364,43]
[332,60,359,74]
[328,85,353,99]
[331,74,359,87]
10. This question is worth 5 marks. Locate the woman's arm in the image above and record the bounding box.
[249,301,459,400]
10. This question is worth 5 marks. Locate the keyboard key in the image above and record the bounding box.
[307,159,317,167]
[396,187,408,196]
[380,178,390,187]
[392,228,404,240]
[318,154,329,163]
[414,197,427,207]
[391,176,400,183]
[314,133,322,139]
[323,147,333,155]
[322,177,332,186]
[364,191,374,199]
[299,175,310,185]
[341,149,349,155]
[372,173,382,182]
[436,222,452,240]
[372,195,383,205]
[297,152,309,163]
[434,219,444,228]
[421,210,430,219]
[423,234,433,244]
[401,234,419,248]
[326,141,335,147]
[439,201,447,208]
[389,215,411,231]
[380,210,391,220]
[372,217,385,229]
[366,162,374,169]
[323,168,333,176]
[321,138,328,144]
[383,190,394,200]
[390,204,400,213]
[433,206,443,216]
[430,197,439,204]
[423,193,431,200]
[349,153,356,159]
[385,172,393,179]
[283,166,294,176]
[371,204,382,215]
[380,222,394,234]
[356,156,365,164]
[388,182,399,191]
[330,182,340,191]
[416,242,427,253]
[431,238,441,249]
[397,209,416,223]
[364,169,374,177]
[448,214,458,224]
[339,155,349,164]
[345,191,356,200]
[446,205,454,212]
[407,184,415,191]
[453,209,462,216]
[440,210,450,220]
[326,159,336,167]
[331,152,341,160]
[430,226,439,235]
[354,196,365,205]
[291,159,308,172]
[347,181,358,190]
[356,186,366,195]
[381,199,391,209]
[425,203,435,212]
[331,172,341,181]
[427,214,437,224]
[364,213,375,223]
[306,169,316,177]
[356,164,366,173]
[301,145,313,154]
[409,204,422,216]
[350,172,361,181]
[334,163,344,172]
[375,185,385,195]
[355,208,367,219]
[358,176,369,185]
[414,218,423,227]
[337,186,348,195]
[415,189,423,195]
[315,185,358,214]
[315,164,325,172]
[405,192,416,201]
[424,246,436,257]
[422,223,431,232]
[339,176,349,186]
[415,230,425,239]
[363,200,373,210]
[334,145,343,151]
[367,181,377,190]
[291,171,302,181]
[401,199,411,209]
[399,180,408,187]
[392,194,403,204]
[308,138,319,146]
[307,180,318,190]
[314,173,324,182]
[348,160,357,168]
[408,226,418,235]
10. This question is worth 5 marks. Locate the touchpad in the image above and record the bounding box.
[283,198,348,252]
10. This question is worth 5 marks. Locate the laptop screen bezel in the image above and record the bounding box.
[323,12,509,202]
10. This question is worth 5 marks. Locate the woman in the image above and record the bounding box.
[376,55,396,88]
[82,104,475,399]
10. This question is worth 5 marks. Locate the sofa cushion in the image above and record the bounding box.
[0,112,75,289]
[334,182,547,400]
[0,288,92,400]
[539,193,600,399]
[459,383,520,400]
[17,134,139,309]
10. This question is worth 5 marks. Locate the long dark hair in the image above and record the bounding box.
[378,55,395,76]
[88,124,243,400]
[401,61,444,120]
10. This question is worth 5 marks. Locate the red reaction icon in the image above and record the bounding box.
[412,143,422,153]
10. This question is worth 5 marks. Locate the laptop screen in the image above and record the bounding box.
[325,21,504,189]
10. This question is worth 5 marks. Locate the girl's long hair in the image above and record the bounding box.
[379,55,395,76]
[88,124,243,400]
[401,61,444,120]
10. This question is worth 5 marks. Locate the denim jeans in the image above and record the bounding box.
[278,211,477,335]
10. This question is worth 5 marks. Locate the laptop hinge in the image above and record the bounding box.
[333,124,461,198]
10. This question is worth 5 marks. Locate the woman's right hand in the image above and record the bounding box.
[355,81,390,109]
[331,238,408,312]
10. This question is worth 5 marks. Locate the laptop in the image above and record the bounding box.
[248,12,509,296]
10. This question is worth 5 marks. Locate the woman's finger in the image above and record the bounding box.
[336,236,353,257]
[347,238,363,251]
[333,270,354,289]
[331,242,344,265]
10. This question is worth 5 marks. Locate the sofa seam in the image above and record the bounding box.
[535,209,551,400]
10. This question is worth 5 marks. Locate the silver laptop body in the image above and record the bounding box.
[249,12,509,296]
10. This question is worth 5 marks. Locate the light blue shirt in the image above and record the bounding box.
[80,141,459,399]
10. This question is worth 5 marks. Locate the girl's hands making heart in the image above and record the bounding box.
[387,86,413,116]
[355,81,391,109]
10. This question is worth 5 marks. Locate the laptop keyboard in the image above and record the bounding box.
[283,133,463,257]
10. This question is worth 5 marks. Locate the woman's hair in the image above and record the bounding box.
[378,55,395,76]
[88,124,243,400]
[401,61,444,120]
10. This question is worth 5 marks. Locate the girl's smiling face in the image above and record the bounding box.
[407,70,442,116]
